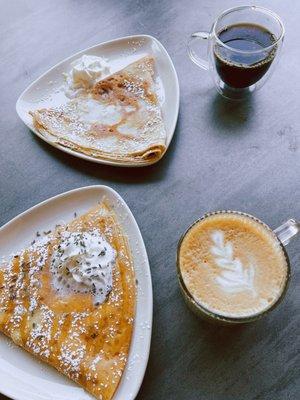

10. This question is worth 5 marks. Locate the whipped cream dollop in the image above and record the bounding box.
[51,230,116,305]
[64,55,111,98]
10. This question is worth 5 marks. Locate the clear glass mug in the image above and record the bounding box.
[188,6,285,100]
[177,211,299,324]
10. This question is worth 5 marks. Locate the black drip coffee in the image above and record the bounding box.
[214,23,277,89]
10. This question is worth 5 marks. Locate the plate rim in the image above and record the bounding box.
[0,184,153,400]
[16,34,180,167]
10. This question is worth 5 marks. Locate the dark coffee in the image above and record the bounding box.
[214,23,277,89]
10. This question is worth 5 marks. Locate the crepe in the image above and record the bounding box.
[30,56,167,164]
[0,202,136,400]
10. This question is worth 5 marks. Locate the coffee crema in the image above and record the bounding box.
[178,212,288,319]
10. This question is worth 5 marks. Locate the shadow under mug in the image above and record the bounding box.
[177,211,299,324]
[188,6,284,100]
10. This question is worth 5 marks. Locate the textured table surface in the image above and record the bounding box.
[1,1,299,399]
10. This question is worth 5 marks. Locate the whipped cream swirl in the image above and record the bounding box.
[64,54,111,98]
[51,230,116,305]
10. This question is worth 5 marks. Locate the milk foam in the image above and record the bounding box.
[210,230,256,296]
[51,230,116,305]
[179,213,288,318]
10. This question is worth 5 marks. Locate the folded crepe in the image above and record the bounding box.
[30,56,167,164]
[0,202,136,400]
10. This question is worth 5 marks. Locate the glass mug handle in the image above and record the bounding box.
[187,31,210,70]
[274,219,300,245]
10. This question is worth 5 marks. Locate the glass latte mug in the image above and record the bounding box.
[188,6,284,100]
[177,211,299,324]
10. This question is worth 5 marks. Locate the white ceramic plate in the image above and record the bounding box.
[16,35,179,167]
[0,185,152,400]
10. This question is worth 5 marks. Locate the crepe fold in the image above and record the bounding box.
[30,56,167,164]
[0,202,136,400]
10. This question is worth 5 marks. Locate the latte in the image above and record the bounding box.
[178,212,289,319]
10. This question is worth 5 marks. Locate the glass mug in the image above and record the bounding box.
[188,6,285,100]
[177,211,299,324]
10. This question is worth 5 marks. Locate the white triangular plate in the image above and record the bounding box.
[16,35,179,167]
[0,185,152,400]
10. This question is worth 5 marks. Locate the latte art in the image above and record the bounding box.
[210,230,256,296]
[178,212,289,318]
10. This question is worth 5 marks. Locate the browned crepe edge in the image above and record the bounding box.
[29,56,167,165]
[0,201,136,400]
[31,115,166,164]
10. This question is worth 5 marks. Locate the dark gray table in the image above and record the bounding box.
[1,1,299,399]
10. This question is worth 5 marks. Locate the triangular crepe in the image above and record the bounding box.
[30,56,167,164]
[0,202,135,400]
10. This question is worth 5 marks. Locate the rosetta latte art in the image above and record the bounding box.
[210,231,256,295]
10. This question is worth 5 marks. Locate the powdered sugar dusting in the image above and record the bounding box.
[0,202,136,398]
[32,56,166,160]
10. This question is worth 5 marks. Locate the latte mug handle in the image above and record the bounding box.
[274,219,300,245]
[187,31,210,70]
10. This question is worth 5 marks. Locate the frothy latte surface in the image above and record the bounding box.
[178,213,288,318]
